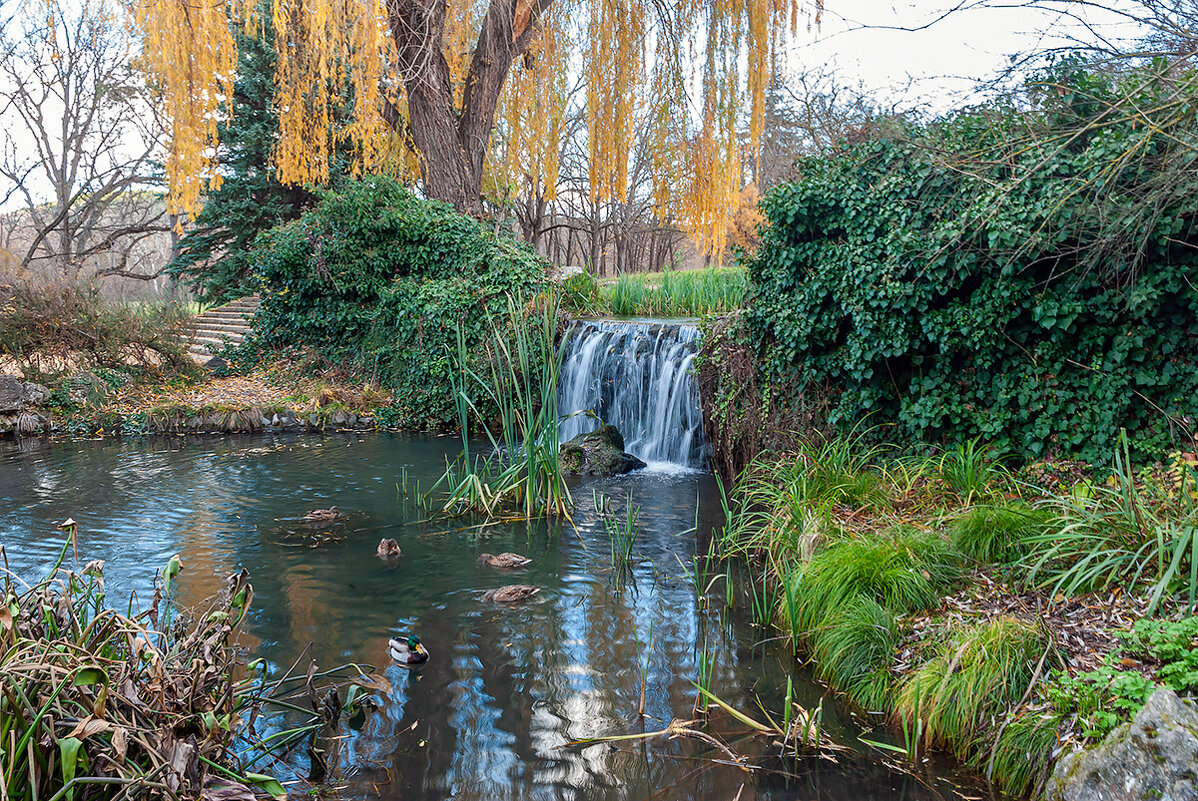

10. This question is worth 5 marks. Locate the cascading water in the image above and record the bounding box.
[558,319,706,469]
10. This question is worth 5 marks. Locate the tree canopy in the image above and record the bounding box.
[132,0,809,257]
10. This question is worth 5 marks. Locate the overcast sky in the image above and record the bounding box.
[782,0,1144,111]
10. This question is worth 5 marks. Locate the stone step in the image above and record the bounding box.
[197,309,255,322]
[190,321,249,335]
[193,332,245,345]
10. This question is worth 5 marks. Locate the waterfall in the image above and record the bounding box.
[558,319,706,469]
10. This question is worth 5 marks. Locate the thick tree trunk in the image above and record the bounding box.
[385,0,553,217]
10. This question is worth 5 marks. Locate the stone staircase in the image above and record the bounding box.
[186,296,260,362]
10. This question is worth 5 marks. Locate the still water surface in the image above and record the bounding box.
[0,433,994,801]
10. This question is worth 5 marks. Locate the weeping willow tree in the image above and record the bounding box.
[132,0,811,258]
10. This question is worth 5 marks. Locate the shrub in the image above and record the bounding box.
[247,177,549,425]
[744,63,1198,463]
[0,276,194,380]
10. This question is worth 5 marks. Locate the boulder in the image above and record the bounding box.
[0,375,51,413]
[1047,688,1198,801]
[560,424,647,476]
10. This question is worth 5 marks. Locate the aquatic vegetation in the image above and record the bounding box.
[951,502,1053,563]
[434,295,572,519]
[895,617,1048,755]
[0,539,373,801]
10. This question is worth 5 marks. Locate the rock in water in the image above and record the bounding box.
[1047,688,1198,801]
[559,424,647,476]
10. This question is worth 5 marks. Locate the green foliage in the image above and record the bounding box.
[746,61,1198,463]
[168,17,349,304]
[952,502,1053,563]
[896,617,1047,753]
[939,438,1007,502]
[418,296,570,519]
[1044,615,1198,742]
[1126,616,1198,692]
[563,267,748,317]
[787,528,960,634]
[246,178,549,426]
[1022,434,1198,612]
[810,595,899,692]
[1047,663,1155,740]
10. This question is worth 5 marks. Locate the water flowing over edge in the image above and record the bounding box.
[558,319,707,470]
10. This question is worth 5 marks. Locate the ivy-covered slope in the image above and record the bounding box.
[745,66,1198,461]
[248,178,548,424]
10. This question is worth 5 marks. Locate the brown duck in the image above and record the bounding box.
[377,538,401,560]
[482,585,540,604]
[302,506,341,523]
[478,552,531,569]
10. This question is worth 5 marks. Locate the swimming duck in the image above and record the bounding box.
[302,506,341,523]
[482,585,540,604]
[387,634,429,665]
[377,538,402,560]
[478,552,531,569]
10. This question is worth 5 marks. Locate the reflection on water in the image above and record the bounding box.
[0,434,999,801]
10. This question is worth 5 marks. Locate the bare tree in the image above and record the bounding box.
[0,0,170,281]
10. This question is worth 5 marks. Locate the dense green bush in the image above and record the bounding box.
[248,178,549,424]
[745,62,1198,462]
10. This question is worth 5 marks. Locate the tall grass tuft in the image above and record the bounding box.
[895,617,1047,755]
[784,528,961,635]
[434,294,572,519]
[1021,432,1198,613]
[952,502,1054,563]
[939,438,1007,502]
[810,595,899,692]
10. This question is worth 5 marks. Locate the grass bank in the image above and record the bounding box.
[562,266,747,317]
[715,432,1198,796]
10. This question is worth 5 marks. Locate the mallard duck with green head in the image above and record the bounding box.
[387,634,429,666]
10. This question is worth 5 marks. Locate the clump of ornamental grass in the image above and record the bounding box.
[809,595,899,693]
[783,528,962,636]
[1021,432,1198,614]
[951,502,1055,563]
[895,617,1049,756]
[716,430,887,561]
[939,438,1009,503]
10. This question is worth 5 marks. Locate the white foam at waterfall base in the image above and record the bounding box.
[557,319,707,470]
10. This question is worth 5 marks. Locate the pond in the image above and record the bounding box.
[0,433,999,800]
